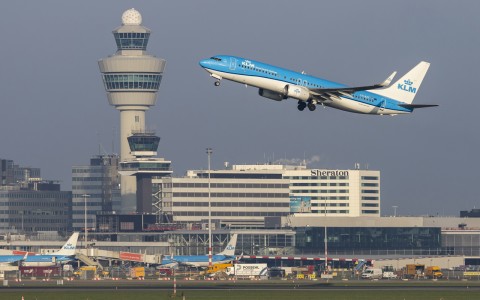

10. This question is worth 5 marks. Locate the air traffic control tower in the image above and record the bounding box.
[98,8,169,212]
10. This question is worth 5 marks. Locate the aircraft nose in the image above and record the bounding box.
[199,59,212,68]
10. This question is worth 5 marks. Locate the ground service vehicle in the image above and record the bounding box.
[156,268,173,276]
[200,262,233,275]
[225,263,268,278]
[425,266,443,279]
[20,266,62,278]
[382,265,398,279]
[269,267,286,278]
[130,267,145,279]
[404,264,425,279]
[74,266,97,279]
[361,268,383,279]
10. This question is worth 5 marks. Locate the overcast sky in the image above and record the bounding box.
[1,1,478,217]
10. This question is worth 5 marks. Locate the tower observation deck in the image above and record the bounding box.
[98,8,166,212]
[119,131,172,214]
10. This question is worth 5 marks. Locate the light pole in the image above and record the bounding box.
[324,197,328,273]
[20,211,24,232]
[393,206,398,217]
[82,194,90,249]
[206,148,213,267]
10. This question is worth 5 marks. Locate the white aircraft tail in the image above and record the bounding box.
[372,61,430,104]
[217,234,237,256]
[54,232,79,256]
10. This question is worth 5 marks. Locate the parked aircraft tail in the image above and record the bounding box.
[54,232,79,256]
[217,234,237,256]
[372,61,430,104]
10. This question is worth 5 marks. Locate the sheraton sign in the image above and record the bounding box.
[310,170,349,177]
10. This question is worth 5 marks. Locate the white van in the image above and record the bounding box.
[361,268,383,279]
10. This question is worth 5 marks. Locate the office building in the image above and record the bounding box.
[71,155,121,232]
[0,158,71,234]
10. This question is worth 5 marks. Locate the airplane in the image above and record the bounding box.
[199,55,437,115]
[0,232,79,266]
[160,234,238,268]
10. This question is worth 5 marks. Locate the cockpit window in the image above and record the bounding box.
[210,57,222,61]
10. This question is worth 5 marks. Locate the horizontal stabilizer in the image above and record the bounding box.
[398,104,438,109]
[381,71,397,87]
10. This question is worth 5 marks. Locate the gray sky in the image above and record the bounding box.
[1,0,478,216]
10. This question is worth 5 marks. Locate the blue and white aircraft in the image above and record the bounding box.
[199,55,437,115]
[0,232,79,266]
[160,234,238,268]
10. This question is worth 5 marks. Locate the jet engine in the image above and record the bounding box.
[258,88,285,101]
[285,85,311,101]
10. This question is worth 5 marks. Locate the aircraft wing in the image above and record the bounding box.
[309,71,397,98]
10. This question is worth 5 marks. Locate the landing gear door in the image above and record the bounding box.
[229,58,237,71]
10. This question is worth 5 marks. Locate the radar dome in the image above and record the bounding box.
[122,8,142,25]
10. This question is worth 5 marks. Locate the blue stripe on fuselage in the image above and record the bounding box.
[200,55,412,113]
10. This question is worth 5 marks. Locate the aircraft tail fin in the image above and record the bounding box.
[54,232,79,256]
[217,234,237,256]
[372,61,430,104]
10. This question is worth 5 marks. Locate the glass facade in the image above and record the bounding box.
[127,135,160,152]
[71,155,121,231]
[443,233,480,256]
[120,162,171,171]
[114,32,150,50]
[296,227,442,255]
[102,73,162,91]
[0,190,71,233]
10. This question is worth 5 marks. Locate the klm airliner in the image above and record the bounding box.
[199,55,437,115]
[160,234,238,268]
[0,232,79,266]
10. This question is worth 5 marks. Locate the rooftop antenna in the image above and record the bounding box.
[99,143,108,156]
[112,127,116,154]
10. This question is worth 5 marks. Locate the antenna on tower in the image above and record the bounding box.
[112,127,116,154]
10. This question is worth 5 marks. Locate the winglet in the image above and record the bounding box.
[380,71,397,87]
